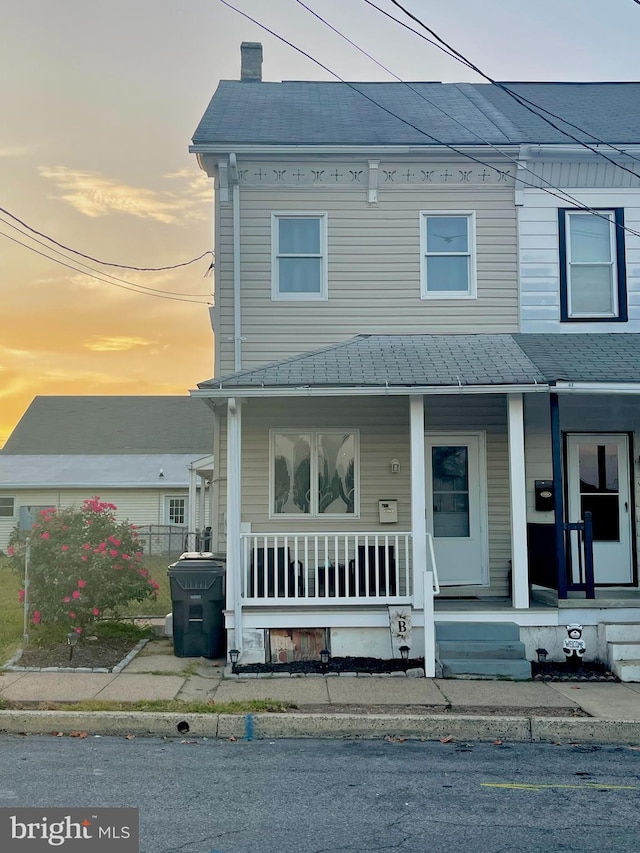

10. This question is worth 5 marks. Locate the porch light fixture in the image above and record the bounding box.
[320,648,330,672]
[399,644,410,671]
[66,631,79,662]
[536,647,549,664]
[229,648,240,673]
[390,458,400,474]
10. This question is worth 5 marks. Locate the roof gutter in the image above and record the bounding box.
[554,381,640,394]
[190,383,549,400]
[189,143,520,157]
[526,144,640,160]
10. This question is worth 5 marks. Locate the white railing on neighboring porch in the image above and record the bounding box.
[241,532,413,604]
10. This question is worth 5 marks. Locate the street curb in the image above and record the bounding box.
[0,711,639,744]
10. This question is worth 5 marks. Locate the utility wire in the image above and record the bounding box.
[0,215,211,299]
[293,0,609,210]
[0,230,213,305]
[0,204,214,273]
[219,0,640,241]
[387,0,640,172]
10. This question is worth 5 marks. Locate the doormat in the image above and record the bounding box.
[532,661,619,682]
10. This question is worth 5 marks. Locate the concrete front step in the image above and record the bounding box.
[440,658,532,680]
[611,659,640,682]
[435,621,521,642]
[608,641,640,661]
[436,640,527,660]
[599,622,640,644]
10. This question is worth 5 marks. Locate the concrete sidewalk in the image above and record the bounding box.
[2,639,640,743]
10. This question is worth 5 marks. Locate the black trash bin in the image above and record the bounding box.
[168,553,226,658]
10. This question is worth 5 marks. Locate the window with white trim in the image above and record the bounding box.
[0,496,15,517]
[420,212,476,298]
[164,496,187,525]
[271,430,358,517]
[272,213,327,300]
[559,209,627,321]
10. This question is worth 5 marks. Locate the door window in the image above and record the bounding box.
[431,446,470,538]
[578,443,620,541]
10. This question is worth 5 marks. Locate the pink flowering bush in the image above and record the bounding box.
[7,497,157,632]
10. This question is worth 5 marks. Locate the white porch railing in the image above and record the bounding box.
[241,532,413,604]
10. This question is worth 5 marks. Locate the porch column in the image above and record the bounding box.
[410,395,434,676]
[507,393,529,609]
[187,465,197,550]
[226,397,243,653]
[197,473,206,541]
[550,393,567,598]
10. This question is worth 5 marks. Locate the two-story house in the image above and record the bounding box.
[189,44,640,677]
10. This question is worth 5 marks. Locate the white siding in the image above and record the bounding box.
[519,188,640,332]
[215,168,518,374]
[0,488,190,552]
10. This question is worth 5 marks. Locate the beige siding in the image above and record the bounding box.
[0,489,189,551]
[217,394,511,597]
[214,167,518,375]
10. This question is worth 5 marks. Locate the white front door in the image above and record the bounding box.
[425,433,488,586]
[567,434,633,585]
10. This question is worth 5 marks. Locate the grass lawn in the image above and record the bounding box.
[0,553,174,666]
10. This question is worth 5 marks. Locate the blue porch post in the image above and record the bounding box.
[550,392,567,598]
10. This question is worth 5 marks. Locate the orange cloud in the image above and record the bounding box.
[38,166,208,224]
[84,336,154,352]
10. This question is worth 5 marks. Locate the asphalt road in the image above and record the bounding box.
[0,735,638,853]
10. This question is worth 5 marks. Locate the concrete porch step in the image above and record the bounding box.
[611,659,640,682]
[608,641,640,661]
[600,622,640,644]
[440,658,532,680]
[436,640,527,660]
[435,621,521,642]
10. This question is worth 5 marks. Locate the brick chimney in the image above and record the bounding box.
[240,42,263,82]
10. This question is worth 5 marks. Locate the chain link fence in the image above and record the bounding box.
[134,525,213,556]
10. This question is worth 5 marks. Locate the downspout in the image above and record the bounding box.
[229,153,242,371]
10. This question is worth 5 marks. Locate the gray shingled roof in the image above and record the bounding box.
[198,335,547,390]
[0,454,199,488]
[2,396,214,455]
[513,334,640,383]
[197,333,640,393]
[192,81,640,148]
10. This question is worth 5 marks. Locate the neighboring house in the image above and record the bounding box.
[189,43,640,678]
[0,396,215,555]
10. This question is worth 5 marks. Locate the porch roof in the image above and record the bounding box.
[513,334,640,383]
[196,334,547,394]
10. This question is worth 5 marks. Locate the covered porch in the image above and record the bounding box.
[193,334,551,673]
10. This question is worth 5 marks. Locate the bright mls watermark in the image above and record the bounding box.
[0,808,138,851]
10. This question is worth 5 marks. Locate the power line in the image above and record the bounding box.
[386,0,640,173]
[293,0,598,206]
[0,230,213,305]
[218,0,640,242]
[0,204,214,273]
[0,215,212,299]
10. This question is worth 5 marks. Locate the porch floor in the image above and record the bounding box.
[531,586,640,609]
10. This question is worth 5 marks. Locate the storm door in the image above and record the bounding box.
[566,434,633,584]
[425,433,488,586]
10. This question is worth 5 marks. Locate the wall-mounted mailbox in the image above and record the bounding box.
[535,480,554,512]
[379,499,398,524]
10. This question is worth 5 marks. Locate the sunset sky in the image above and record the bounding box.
[1,0,639,446]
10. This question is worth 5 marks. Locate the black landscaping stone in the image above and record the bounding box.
[235,656,424,675]
[532,661,619,682]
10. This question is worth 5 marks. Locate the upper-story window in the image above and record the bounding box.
[272,213,328,300]
[420,212,476,299]
[559,209,627,322]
